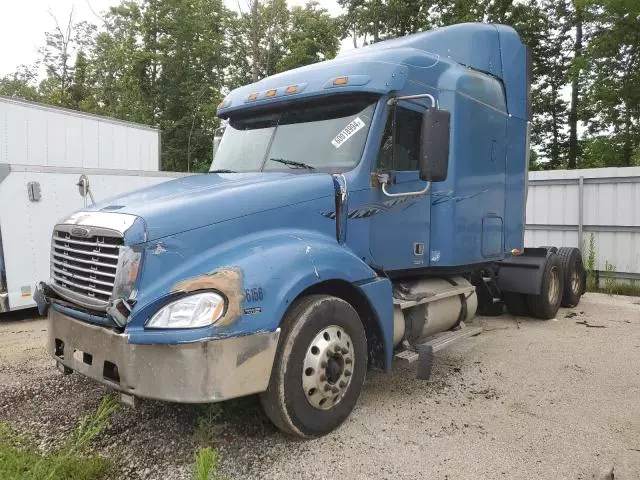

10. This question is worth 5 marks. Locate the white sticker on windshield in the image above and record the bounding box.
[331,117,366,148]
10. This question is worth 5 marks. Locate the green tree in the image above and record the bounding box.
[277,2,340,72]
[582,0,640,167]
[0,66,40,100]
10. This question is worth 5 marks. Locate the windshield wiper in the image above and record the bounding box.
[209,169,237,173]
[268,158,316,170]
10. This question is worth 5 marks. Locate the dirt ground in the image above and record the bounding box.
[1,293,639,479]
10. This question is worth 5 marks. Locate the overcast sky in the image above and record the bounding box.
[0,0,344,77]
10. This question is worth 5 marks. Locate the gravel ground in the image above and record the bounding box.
[1,293,639,479]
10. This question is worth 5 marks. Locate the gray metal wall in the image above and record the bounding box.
[525,166,640,283]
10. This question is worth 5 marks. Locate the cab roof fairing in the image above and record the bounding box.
[216,57,412,118]
[217,23,528,120]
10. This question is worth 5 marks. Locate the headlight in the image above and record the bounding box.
[112,246,143,300]
[146,292,225,329]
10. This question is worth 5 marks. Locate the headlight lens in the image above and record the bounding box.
[112,246,143,300]
[147,292,225,329]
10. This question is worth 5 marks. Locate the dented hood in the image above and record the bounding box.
[85,172,335,242]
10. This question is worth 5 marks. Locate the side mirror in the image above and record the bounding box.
[212,135,222,158]
[212,123,227,160]
[419,108,450,182]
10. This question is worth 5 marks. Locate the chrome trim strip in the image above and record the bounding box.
[52,244,120,260]
[51,274,113,297]
[50,259,116,278]
[52,252,117,270]
[53,236,121,250]
[52,267,115,288]
[49,283,109,311]
[58,212,138,236]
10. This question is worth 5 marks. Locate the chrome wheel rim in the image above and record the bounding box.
[570,267,581,296]
[302,325,354,410]
[548,266,561,305]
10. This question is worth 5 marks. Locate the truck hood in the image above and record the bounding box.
[86,172,335,241]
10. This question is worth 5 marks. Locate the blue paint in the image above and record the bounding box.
[45,23,530,372]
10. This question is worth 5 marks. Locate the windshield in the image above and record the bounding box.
[210,96,377,172]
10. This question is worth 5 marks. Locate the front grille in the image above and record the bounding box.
[51,228,123,304]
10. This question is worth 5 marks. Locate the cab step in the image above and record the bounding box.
[394,324,482,380]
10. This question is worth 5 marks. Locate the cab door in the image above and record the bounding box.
[369,104,431,271]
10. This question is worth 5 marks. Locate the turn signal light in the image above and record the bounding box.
[285,85,298,94]
[248,92,259,101]
[266,89,277,97]
[511,248,522,256]
[333,76,349,86]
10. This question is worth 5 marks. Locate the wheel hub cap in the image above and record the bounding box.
[302,325,354,410]
[548,266,561,305]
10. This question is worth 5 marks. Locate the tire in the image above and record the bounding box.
[526,253,564,320]
[503,292,529,317]
[558,247,586,307]
[259,295,367,438]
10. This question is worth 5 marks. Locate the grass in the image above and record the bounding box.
[0,396,118,480]
[583,233,640,297]
[190,398,268,480]
[192,447,224,480]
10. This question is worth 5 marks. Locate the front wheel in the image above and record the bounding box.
[260,295,367,438]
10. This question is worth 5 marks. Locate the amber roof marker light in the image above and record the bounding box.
[333,76,349,86]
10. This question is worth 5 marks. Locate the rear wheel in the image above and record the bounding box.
[260,295,367,438]
[558,247,586,307]
[526,253,564,320]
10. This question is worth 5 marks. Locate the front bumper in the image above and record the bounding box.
[48,308,280,403]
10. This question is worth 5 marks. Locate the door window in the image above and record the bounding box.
[377,106,423,171]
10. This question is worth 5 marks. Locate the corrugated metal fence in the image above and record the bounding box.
[525,166,640,284]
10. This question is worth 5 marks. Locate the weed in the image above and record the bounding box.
[580,233,640,297]
[195,404,227,443]
[584,233,597,291]
[192,447,225,480]
[0,396,118,480]
[604,261,616,295]
[194,397,269,443]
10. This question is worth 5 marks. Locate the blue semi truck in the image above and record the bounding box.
[35,23,586,438]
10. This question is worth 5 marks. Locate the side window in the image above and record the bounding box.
[377,106,422,171]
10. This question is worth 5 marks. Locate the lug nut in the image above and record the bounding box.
[319,374,326,382]
[320,361,327,368]
[341,348,348,354]
[334,345,342,353]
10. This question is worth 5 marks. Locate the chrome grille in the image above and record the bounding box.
[51,227,123,305]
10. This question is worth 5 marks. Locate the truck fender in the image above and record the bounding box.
[128,229,394,367]
[497,247,558,295]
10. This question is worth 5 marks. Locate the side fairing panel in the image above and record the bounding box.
[428,86,508,267]
[504,117,528,253]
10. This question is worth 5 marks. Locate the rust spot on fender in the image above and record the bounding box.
[171,267,243,326]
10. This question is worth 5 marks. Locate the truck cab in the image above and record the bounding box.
[36,23,585,438]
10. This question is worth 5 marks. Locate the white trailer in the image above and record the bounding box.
[0,96,183,312]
